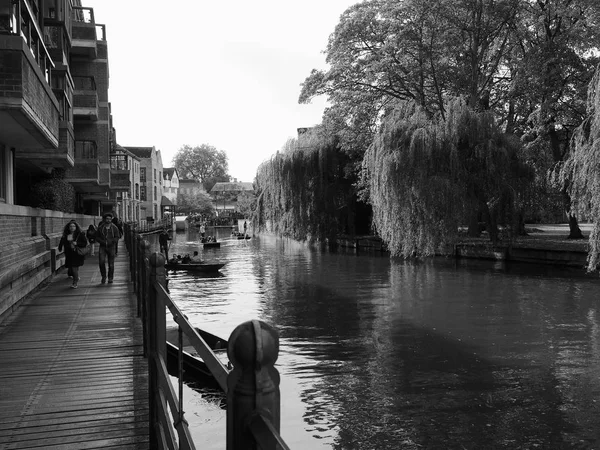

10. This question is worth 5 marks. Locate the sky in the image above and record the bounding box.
[84,0,359,182]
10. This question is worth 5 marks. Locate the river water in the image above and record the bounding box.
[156,227,600,450]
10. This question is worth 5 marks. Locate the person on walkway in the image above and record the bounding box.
[86,224,97,256]
[58,220,88,289]
[96,212,121,284]
[158,227,171,261]
[200,223,206,240]
[111,216,123,255]
[243,220,247,235]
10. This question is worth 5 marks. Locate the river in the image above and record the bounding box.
[155,227,600,449]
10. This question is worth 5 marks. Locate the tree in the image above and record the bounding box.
[364,98,530,256]
[299,0,520,155]
[512,0,600,237]
[236,191,256,219]
[176,190,215,217]
[557,66,600,271]
[172,144,230,186]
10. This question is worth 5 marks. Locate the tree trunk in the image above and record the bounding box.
[467,210,481,237]
[560,189,583,239]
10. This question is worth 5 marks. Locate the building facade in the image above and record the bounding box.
[111,143,141,222]
[125,146,164,222]
[0,0,130,216]
[209,180,254,216]
[0,1,149,317]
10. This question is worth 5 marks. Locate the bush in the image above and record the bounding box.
[29,178,76,212]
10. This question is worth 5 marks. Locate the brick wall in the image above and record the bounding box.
[0,205,99,321]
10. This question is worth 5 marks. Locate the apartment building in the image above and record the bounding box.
[111,143,141,222]
[125,146,164,222]
[0,0,130,217]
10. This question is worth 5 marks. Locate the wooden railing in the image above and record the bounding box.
[124,224,290,450]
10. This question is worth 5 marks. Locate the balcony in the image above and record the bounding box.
[73,90,98,119]
[0,35,63,171]
[110,172,131,191]
[71,7,96,58]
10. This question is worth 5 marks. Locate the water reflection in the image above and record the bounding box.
[157,228,600,449]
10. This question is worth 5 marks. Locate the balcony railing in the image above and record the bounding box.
[71,6,96,57]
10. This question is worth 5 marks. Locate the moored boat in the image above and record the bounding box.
[165,262,225,272]
[166,328,229,382]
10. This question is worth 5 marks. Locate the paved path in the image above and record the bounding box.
[0,243,149,450]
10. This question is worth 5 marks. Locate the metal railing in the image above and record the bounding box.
[124,224,290,450]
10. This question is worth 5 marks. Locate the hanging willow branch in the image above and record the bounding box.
[254,128,357,243]
[364,98,526,258]
[556,68,600,271]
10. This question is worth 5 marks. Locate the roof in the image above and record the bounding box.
[113,144,139,159]
[161,195,174,206]
[125,146,155,158]
[210,182,254,193]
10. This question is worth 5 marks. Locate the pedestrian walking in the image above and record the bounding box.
[243,220,247,235]
[86,224,97,256]
[158,227,171,261]
[96,212,121,284]
[58,220,88,289]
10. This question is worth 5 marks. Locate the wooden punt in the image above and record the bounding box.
[165,262,225,272]
[166,328,229,382]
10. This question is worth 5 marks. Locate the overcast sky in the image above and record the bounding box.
[84,0,358,182]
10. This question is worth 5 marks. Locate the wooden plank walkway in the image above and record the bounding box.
[0,243,149,450]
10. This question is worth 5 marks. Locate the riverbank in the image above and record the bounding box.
[336,223,595,269]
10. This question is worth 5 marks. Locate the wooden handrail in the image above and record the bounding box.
[124,224,290,450]
[155,282,230,392]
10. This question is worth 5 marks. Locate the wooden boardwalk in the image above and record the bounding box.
[0,243,149,450]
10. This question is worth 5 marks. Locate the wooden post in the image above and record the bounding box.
[147,251,166,449]
[226,320,280,450]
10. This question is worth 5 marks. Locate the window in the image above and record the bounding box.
[140,186,146,201]
[74,141,97,159]
[135,183,139,200]
[154,169,156,182]
[140,167,146,182]
[153,186,157,201]
[110,154,127,170]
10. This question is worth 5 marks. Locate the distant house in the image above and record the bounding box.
[178,179,206,197]
[126,146,164,221]
[209,180,254,216]
[162,168,179,216]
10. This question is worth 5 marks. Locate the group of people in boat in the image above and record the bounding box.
[167,251,203,265]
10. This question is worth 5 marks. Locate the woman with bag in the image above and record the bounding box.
[58,220,88,289]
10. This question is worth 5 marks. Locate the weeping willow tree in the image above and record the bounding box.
[556,68,600,271]
[254,128,361,242]
[363,98,529,258]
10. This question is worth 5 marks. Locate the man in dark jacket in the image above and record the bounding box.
[158,227,171,261]
[96,212,121,284]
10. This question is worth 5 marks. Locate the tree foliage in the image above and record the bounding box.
[172,144,229,185]
[364,98,529,256]
[254,128,366,242]
[557,67,600,271]
[176,190,215,217]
